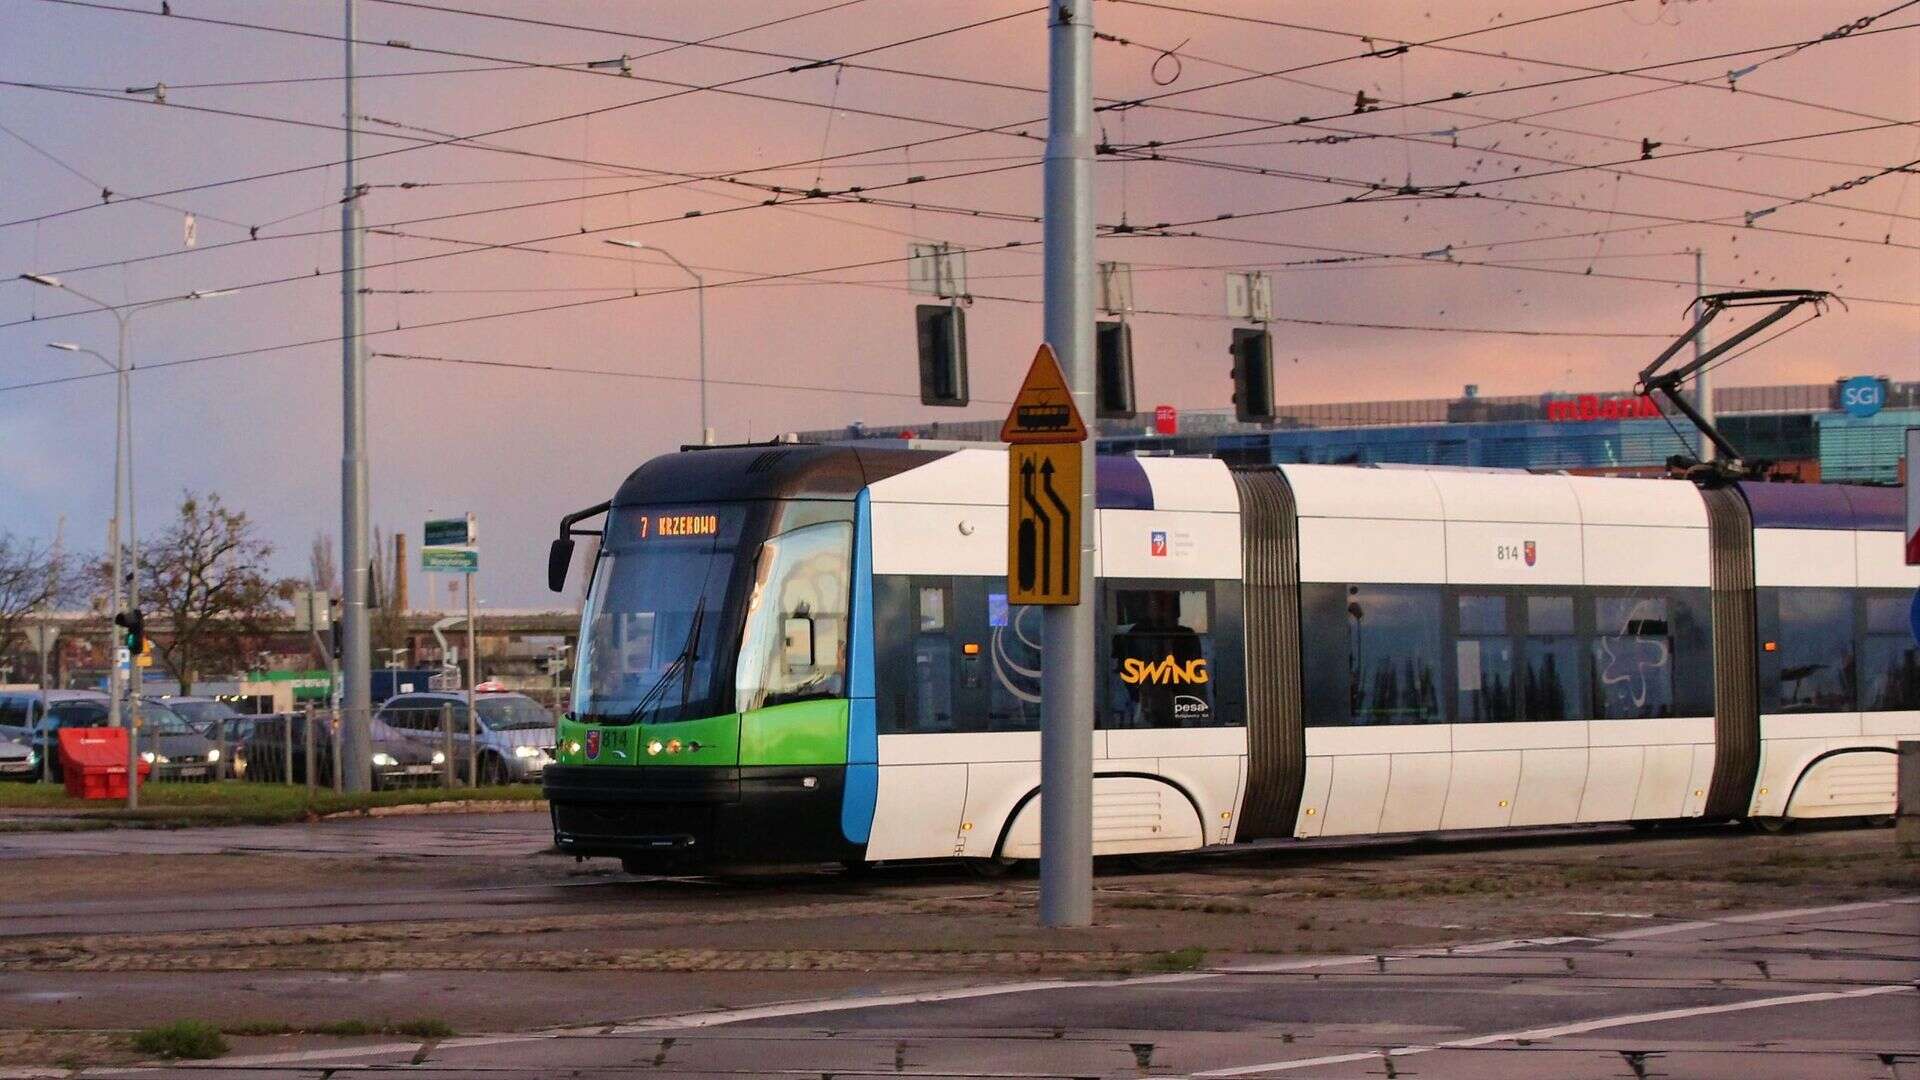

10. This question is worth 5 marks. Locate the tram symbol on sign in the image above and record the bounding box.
[1008,444,1080,605]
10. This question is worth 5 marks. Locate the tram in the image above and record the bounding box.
[541,444,1918,870]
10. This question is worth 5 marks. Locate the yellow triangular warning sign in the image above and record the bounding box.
[1000,343,1088,444]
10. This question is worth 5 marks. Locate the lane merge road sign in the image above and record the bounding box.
[1008,444,1081,605]
[1003,344,1087,605]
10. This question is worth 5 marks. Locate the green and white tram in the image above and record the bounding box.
[542,444,1919,871]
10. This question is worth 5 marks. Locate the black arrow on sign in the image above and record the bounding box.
[1040,455,1072,592]
[1021,455,1051,594]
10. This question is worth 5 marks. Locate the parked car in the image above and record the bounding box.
[241,712,443,789]
[375,689,556,785]
[0,690,216,783]
[156,696,256,778]
[133,698,222,782]
[0,734,38,781]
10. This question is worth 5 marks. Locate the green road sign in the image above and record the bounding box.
[421,546,478,574]
[424,517,473,547]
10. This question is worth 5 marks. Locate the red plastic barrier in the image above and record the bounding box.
[57,727,150,800]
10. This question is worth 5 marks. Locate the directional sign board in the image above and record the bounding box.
[424,517,474,547]
[421,546,478,574]
[1001,344,1088,444]
[1008,443,1081,605]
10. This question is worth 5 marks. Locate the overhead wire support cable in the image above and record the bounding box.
[4,0,1048,231]
[1108,0,1920,129]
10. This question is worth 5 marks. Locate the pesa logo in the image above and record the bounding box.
[1150,531,1168,557]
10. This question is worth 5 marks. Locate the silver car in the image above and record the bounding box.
[0,734,38,781]
[374,691,556,785]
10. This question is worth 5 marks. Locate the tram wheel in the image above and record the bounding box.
[1749,816,1793,835]
[965,856,1023,879]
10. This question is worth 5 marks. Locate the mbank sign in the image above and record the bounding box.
[1545,394,1661,423]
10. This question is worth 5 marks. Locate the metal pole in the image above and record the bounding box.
[305,707,318,796]
[440,703,455,788]
[339,0,374,792]
[1693,249,1713,463]
[1039,0,1095,928]
[696,274,709,444]
[283,709,296,785]
[119,315,142,811]
[465,574,477,785]
[107,388,123,735]
[330,711,343,792]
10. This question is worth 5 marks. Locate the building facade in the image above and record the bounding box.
[802,378,1916,484]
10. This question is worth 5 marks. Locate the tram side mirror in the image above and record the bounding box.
[547,536,575,593]
[783,616,815,671]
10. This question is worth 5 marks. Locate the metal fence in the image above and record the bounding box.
[25,700,546,792]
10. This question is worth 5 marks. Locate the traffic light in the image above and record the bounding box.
[113,609,146,656]
[1095,320,1136,420]
[914,304,969,407]
[1230,327,1275,423]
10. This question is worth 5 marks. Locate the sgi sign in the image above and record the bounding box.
[1840,376,1885,418]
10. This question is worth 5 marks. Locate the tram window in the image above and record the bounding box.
[1455,594,1517,723]
[1766,588,1854,714]
[1522,595,1584,721]
[734,522,851,713]
[1592,595,1675,719]
[913,581,956,731]
[982,584,1044,731]
[1101,585,1223,729]
[1343,585,1444,726]
[1859,593,1919,712]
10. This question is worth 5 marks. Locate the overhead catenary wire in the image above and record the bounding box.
[1107,0,1920,132]
[3,0,1049,232]
[1098,20,1920,155]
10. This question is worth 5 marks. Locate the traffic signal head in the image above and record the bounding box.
[1229,327,1275,423]
[112,608,146,656]
[914,304,969,407]
[1095,321,1136,420]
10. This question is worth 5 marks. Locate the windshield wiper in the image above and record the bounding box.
[625,597,707,723]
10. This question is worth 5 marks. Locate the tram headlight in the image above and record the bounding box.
[646,740,664,757]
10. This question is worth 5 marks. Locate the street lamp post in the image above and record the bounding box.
[24,274,228,808]
[604,240,709,444]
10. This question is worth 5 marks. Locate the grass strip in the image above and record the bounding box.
[0,780,541,826]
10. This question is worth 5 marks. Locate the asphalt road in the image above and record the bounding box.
[73,895,1920,1079]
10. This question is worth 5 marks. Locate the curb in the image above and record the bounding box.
[322,800,547,819]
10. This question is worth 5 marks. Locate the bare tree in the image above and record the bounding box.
[308,533,338,595]
[137,492,293,694]
[0,532,69,658]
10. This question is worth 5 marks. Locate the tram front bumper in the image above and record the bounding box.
[544,763,851,864]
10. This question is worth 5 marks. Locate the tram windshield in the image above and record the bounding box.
[573,506,747,725]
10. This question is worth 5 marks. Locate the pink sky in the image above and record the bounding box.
[2,0,1915,605]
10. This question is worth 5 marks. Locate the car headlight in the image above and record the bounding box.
[206,748,220,763]
[431,751,446,765]
[25,750,38,767]
[371,752,398,767]
[513,745,539,759]
[141,751,168,764]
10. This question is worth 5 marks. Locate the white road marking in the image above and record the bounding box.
[193,894,1920,1071]
[1190,982,1919,1077]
